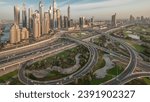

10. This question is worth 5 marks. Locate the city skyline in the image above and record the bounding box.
[0,0,150,20]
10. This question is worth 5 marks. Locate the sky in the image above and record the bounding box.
[0,0,150,20]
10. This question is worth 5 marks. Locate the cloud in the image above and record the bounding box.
[67,0,136,10]
[0,1,7,5]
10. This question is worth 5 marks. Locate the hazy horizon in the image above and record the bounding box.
[0,0,150,20]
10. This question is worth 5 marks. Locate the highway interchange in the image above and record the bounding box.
[18,37,99,85]
[0,25,150,85]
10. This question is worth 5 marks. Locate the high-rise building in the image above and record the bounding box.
[56,9,61,29]
[91,17,94,26]
[44,12,50,34]
[67,1,71,28]
[28,8,33,32]
[79,17,85,28]
[53,0,57,29]
[60,15,63,28]
[21,28,29,40]
[33,12,41,39]
[130,15,135,23]
[70,19,73,27]
[141,16,144,22]
[22,3,27,28]
[48,6,53,30]
[39,0,44,34]
[111,13,117,27]
[14,5,20,25]
[10,24,21,44]
[64,16,68,28]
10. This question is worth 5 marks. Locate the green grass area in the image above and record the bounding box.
[126,40,146,53]
[107,65,124,76]
[143,78,150,85]
[132,44,145,53]
[90,65,124,85]
[9,77,23,85]
[76,65,124,85]
[26,45,89,70]
[123,31,129,38]
[0,70,18,83]
[126,77,150,85]
[122,25,150,39]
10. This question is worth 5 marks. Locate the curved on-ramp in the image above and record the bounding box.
[18,37,99,85]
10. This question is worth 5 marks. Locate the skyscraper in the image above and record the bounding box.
[10,24,21,44]
[79,17,85,28]
[14,5,20,25]
[64,16,68,28]
[111,13,117,27]
[130,15,135,23]
[60,15,63,28]
[33,12,41,39]
[141,16,144,22]
[56,9,61,29]
[53,0,57,29]
[21,28,29,40]
[39,0,44,34]
[44,12,50,34]
[91,17,94,26]
[22,3,27,28]
[70,19,73,27]
[48,6,53,30]
[28,8,33,32]
[67,0,71,28]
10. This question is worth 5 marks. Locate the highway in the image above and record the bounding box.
[120,72,150,85]
[18,36,99,85]
[0,43,78,70]
[0,32,61,58]
[0,41,73,64]
[86,41,150,72]
[102,31,137,85]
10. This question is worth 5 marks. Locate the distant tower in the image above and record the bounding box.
[64,16,68,28]
[28,8,33,32]
[130,15,135,23]
[21,28,29,40]
[91,17,94,26]
[141,16,144,22]
[67,0,71,27]
[53,0,57,29]
[60,15,63,28]
[10,24,21,44]
[14,5,20,25]
[39,0,44,34]
[44,12,50,34]
[48,5,53,30]
[56,9,61,29]
[22,2,27,28]
[79,17,85,28]
[33,12,41,39]
[111,13,117,27]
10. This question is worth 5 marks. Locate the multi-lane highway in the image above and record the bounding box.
[86,40,150,72]
[100,30,137,85]
[121,72,150,85]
